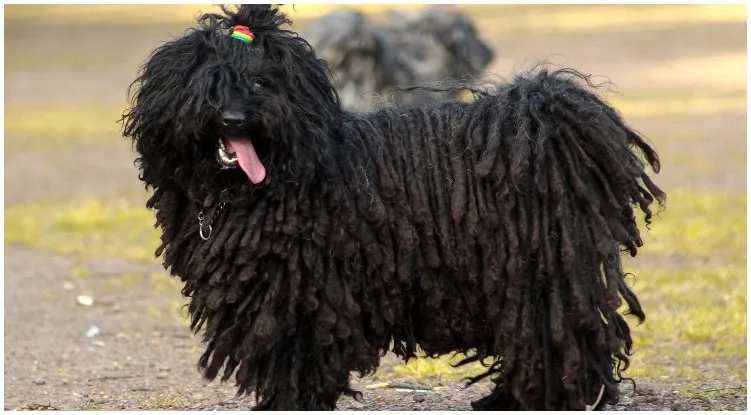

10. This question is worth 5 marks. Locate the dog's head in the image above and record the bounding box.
[408,7,494,77]
[123,5,341,196]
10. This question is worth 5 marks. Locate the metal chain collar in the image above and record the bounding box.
[198,201,226,241]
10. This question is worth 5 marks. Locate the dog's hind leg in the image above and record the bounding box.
[468,298,619,411]
[466,69,664,410]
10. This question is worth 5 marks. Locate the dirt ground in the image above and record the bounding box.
[4,5,747,411]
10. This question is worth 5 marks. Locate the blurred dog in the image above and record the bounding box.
[303,6,495,112]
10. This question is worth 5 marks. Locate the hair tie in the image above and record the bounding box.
[230,25,255,44]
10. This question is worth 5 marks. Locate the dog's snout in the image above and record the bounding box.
[221,111,246,128]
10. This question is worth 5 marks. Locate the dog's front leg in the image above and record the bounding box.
[251,358,343,411]
[248,320,368,411]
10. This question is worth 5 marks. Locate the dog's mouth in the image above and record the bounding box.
[217,136,267,184]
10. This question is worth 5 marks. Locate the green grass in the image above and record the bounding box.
[391,354,492,382]
[16,404,59,411]
[621,190,746,382]
[630,190,746,263]
[143,393,189,409]
[626,265,746,379]
[678,386,747,399]
[79,403,111,411]
[5,198,159,263]
[365,352,494,383]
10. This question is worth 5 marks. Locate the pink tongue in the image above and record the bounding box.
[226,137,266,184]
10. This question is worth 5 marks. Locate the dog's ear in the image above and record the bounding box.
[122,26,214,179]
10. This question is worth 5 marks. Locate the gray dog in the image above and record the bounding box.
[303,7,495,112]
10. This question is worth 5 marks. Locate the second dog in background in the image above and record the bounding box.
[303,6,494,112]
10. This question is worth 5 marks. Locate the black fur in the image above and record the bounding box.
[122,5,665,411]
[302,7,494,112]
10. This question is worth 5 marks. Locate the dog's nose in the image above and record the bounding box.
[221,111,246,128]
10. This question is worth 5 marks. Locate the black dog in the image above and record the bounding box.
[303,6,494,112]
[123,5,665,411]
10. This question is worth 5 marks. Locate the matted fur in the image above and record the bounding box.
[302,7,494,112]
[122,5,665,411]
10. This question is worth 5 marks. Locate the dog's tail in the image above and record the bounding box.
[468,68,665,409]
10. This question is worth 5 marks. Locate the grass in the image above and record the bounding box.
[143,393,189,409]
[627,190,746,264]
[5,198,160,263]
[678,386,747,399]
[391,354,492,383]
[626,266,746,380]
[366,352,493,383]
[620,190,746,382]
[79,403,111,410]
[16,404,59,411]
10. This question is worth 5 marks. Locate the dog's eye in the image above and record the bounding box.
[253,80,264,90]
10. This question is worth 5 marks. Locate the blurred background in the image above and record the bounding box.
[4,4,747,410]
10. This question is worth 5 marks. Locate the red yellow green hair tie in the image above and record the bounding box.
[230,25,255,44]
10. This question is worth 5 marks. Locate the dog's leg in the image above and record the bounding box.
[470,384,520,411]
[190,254,380,411]
[247,332,362,411]
[249,361,350,410]
[469,295,622,411]
[253,382,342,411]
[470,366,613,411]
[196,302,370,410]
[240,308,379,411]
